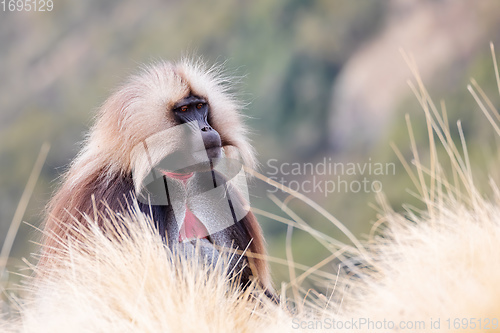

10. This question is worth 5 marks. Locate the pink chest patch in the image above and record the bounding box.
[161,171,209,242]
[178,208,209,241]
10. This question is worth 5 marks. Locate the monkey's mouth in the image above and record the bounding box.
[204,145,222,159]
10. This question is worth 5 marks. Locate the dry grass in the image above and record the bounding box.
[2,206,299,332]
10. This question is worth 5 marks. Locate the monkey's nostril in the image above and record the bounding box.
[201,126,211,132]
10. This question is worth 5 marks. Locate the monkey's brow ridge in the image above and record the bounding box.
[173,95,207,109]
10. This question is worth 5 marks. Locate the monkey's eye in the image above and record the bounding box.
[180,106,188,112]
[196,103,203,109]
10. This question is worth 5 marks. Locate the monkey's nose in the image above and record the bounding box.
[201,126,212,132]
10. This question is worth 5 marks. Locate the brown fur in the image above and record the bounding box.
[41,59,270,289]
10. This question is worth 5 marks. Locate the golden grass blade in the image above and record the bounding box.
[468,83,500,136]
[285,224,300,311]
[470,78,500,122]
[244,166,368,259]
[491,42,500,99]
[0,143,50,277]
[405,114,429,205]
[250,207,347,249]
[268,193,339,252]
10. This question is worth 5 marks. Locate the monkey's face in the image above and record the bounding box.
[116,61,257,192]
[172,95,222,166]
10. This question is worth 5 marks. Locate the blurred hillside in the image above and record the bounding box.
[1,0,500,287]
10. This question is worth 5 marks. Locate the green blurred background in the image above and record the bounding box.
[1,0,500,291]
